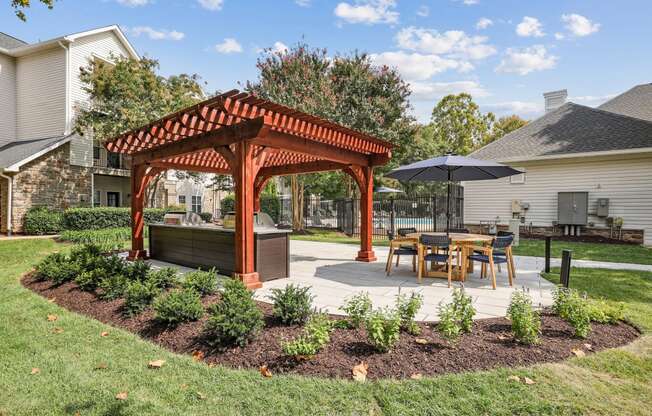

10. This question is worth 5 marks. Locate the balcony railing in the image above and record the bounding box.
[93,147,130,170]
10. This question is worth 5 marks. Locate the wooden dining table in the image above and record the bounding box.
[396,232,494,281]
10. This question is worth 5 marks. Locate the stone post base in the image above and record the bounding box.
[234,272,262,290]
[355,250,377,262]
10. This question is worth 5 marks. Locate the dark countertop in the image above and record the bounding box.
[149,223,292,235]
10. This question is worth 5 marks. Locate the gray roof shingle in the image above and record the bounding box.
[470,102,652,161]
[0,135,73,169]
[0,32,27,49]
[598,83,652,122]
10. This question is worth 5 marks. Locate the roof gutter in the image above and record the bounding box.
[0,171,13,236]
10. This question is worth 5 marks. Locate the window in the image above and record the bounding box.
[107,192,120,207]
[178,195,186,205]
[94,190,101,207]
[510,167,526,184]
[191,195,202,213]
[93,146,100,160]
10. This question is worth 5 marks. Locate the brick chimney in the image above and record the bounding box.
[543,89,568,113]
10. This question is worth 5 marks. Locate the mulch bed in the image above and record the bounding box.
[522,233,639,245]
[23,273,640,380]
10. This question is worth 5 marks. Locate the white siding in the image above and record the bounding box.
[463,153,652,245]
[0,52,17,146]
[68,32,130,167]
[15,47,66,140]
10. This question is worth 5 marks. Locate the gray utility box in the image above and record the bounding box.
[596,198,609,217]
[558,192,588,225]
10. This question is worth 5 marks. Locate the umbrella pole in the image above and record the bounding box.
[446,169,451,235]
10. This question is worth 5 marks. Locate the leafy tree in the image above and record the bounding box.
[430,93,495,155]
[246,43,415,229]
[11,0,54,21]
[75,56,206,206]
[485,114,528,145]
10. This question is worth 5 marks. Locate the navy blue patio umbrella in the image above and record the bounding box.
[385,154,522,232]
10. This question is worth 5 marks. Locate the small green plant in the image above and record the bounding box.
[98,274,129,300]
[204,278,264,347]
[451,288,475,333]
[437,302,462,344]
[182,269,218,295]
[153,289,204,325]
[124,280,160,316]
[69,244,104,272]
[587,299,625,324]
[341,292,373,328]
[124,260,151,282]
[147,267,179,289]
[553,287,592,338]
[269,284,314,325]
[507,290,541,345]
[396,292,423,335]
[282,313,334,358]
[35,253,80,284]
[365,307,401,353]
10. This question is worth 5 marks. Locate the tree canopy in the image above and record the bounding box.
[485,114,529,145]
[11,0,55,21]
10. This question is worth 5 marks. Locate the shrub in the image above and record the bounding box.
[98,274,129,300]
[507,290,541,345]
[124,260,151,282]
[182,269,218,295]
[124,280,160,316]
[341,292,373,328]
[75,268,107,291]
[282,313,334,358]
[365,307,401,353]
[451,288,475,333]
[587,299,625,324]
[199,212,213,222]
[59,228,136,251]
[437,302,462,344]
[147,267,179,289]
[396,292,424,335]
[69,244,104,272]
[35,253,80,284]
[23,207,63,235]
[153,289,204,325]
[269,284,314,325]
[204,278,264,347]
[62,207,166,230]
[553,287,592,338]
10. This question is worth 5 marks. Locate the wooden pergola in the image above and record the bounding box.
[104,89,393,289]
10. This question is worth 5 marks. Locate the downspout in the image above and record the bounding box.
[0,171,13,236]
[57,40,72,135]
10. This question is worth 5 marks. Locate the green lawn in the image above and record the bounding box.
[1,238,651,415]
[291,229,652,265]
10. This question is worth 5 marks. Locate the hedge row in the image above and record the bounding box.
[62,208,167,230]
[220,194,280,223]
[23,207,64,235]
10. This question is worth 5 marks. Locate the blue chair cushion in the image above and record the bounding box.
[468,254,509,264]
[424,253,450,263]
[473,249,506,256]
[394,247,417,256]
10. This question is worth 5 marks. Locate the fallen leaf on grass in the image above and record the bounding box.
[523,377,536,385]
[115,392,128,400]
[259,365,272,378]
[583,343,593,351]
[410,373,423,380]
[571,348,586,358]
[196,392,206,400]
[52,327,64,334]
[352,362,368,382]
[414,338,429,345]
[208,363,216,368]
[100,331,109,337]
[148,360,165,369]
[498,335,508,341]
[180,384,188,390]
[192,350,204,362]
[47,297,56,303]
[95,363,108,370]
[46,314,57,322]
[31,368,40,375]
[507,375,520,382]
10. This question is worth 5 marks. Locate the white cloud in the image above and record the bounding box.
[554,32,565,40]
[396,26,496,60]
[272,41,289,54]
[128,26,185,41]
[116,0,149,6]
[409,80,489,101]
[476,17,493,30]
[484,101,543,115]
[416,5,429,17]
[516,16,545,37]
[562,13,600,37]
[496,45,558,75]
[215,38,243,54]
[453,0,479,5]
[334,0,399,25]
[569,93,616,106]
[197,0,224,11]
[370,51,466,80]
[295,0,311,6]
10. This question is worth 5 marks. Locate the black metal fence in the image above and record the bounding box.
[277,184,464,239]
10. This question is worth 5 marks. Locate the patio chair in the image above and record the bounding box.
[418,234,454,286]
[480,230,513,272]
[448,228,469,233]
[466,235,515,290]
[385,229,418,275]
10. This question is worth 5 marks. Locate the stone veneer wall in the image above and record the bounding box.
[0,178,7,233]
[5,143,92,233]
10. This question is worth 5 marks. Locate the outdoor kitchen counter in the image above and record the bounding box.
[148,223,291,281]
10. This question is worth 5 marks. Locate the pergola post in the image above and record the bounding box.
[128,164,162,260]
[231,142,262,289]
[346,166,376,262]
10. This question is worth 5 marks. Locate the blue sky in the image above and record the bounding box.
[3,0,651,122]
